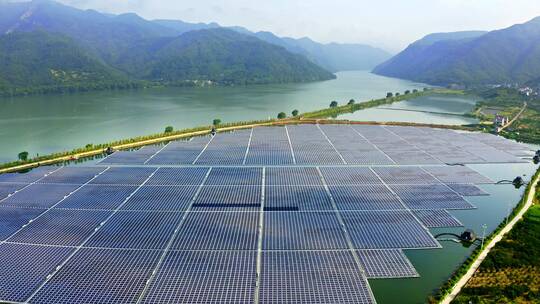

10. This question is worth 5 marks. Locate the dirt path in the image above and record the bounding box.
[499,102,527,132]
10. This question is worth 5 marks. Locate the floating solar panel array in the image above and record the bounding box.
[0,124,529,303]
[98,125,531,166]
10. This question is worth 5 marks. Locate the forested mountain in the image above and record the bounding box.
[373,17,540,86]
[0,0,336,96]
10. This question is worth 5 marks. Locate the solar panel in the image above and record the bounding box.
[383,150,441,165]
[372,167,440,185]
[413,210,463,228]
[146,167,209,186]
[171,211,259,250]
[329,185,405,211]
[9,209,111,246]
[391,184,475,210]
[195,130,251,165]
[0,243,74,303]
[55,185,137,210]
[263,212,348,250]
[89,167,156,185]
[141,251,257,304]
[146,137,210,165]
[245,126,294,165]
[38,167,105,184]
[192,186,261,211]
[99,146,162,165]
[31,248,161,304]
[341,211,440,249]
[446,184,489,196]
[264,186,333,211]
[85,211,183,249]
[320,167,382,185]
[0,183,27,200]
[205,167,263,185]
[260,251,374,304]
[357,249,419,278]
[0,166,58,184]
[423,166,493,184]
[265,167,323,186]
[287,125,344,165]
[120,186,199,211]
[0,208,45,241]
[1,183,81,209]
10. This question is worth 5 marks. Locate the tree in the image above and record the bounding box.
[292,109,299,117]
[330,101,338,108]
[395,92,400,97]
[423,87,429,92]
[386,92,393,98]
[85,144,93,149]
[164,126,174,133]
[213,119,222,126]
[404,90,411,95]
[413,89,418,93]
[18,151,29,161]
[277,112,287,119]
[348,99,355,105]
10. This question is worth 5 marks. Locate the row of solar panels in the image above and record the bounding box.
[0,165,494,186]
[98,125,530,166]
[3,243,415,303]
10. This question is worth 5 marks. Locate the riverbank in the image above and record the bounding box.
[1,88,465,173]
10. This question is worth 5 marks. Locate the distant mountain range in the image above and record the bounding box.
[0,0,390,96]
[373,17,540,86]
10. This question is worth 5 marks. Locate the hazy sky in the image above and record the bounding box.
[58,0,540,53]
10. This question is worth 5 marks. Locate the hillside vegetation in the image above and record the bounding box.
[374,18,540,86]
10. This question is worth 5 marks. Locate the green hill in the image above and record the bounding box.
[373,18,540,86]
[0,31,134,96]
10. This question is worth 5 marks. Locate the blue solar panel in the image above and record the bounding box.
[372,167,440,185]
[99,146,162,165]
[0,243,74,303]
[320,167,382,185]
[1,183,80,209]
[0,183,27,200]
[263,212,348,250]
[446,184,489,196]
[0,166,58,184]
[287,125,344,165]
[265,167,323,185]
[89,167,155,185]
[31,248,161,304]
[0,208,45,241]
[146,167,209,186]
[423,166,494,184]
[38,167,105,184]
[264,186,333,211]
[341,211,440,249]
[391,184,475,210]
[260,251,374,304]
[171,211,259,250]
[120,186,198,211]
[384,150,441,165]
[413,210,463,228]
[9,209,111,246]
[195,130,251,165]
[141,251,257,304]
[357,249,419,279]
[146,137,210,165]
[85,211,183,249]
[205,167,263,185]
[329,186,405,211]
[245,127,294,165]
[55,185,137,210]
[192,186,261,211]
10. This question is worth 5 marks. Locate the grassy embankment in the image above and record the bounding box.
[0,88,463,173]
